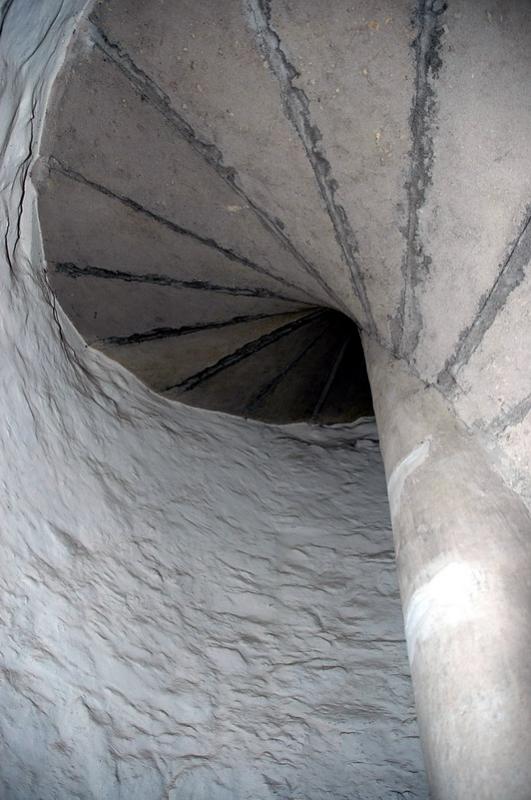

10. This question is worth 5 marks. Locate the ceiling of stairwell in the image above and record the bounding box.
[37,0,379,425]
[36,2,531,439]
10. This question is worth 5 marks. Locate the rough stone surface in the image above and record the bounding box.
[412,0,531,381]
[266,0,414,344]
[4,0,531,796]
[34,0,531,508]
[0,1,426,797]
[90,0,360,315]
[36,8,377,425]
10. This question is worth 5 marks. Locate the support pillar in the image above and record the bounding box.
[363,337,531,799]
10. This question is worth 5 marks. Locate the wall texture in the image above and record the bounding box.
[28,0,531,516]
[0,1,427,797]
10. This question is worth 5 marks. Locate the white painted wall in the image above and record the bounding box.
[0,1,427,797]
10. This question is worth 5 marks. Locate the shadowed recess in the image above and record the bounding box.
[36,6,374,425]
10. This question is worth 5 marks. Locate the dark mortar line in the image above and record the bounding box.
[54,261,313,305]
[396,0,447,358]
[437,205,531,391]
[88,20,343,311]
[96,310,311,347]
[164,308,327,394]
[245,0,376,332]
[312,335,352,421]
[244,320,332,414]
[48,157,315,301]
[488,391,531,435]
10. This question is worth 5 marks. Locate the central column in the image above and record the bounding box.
[363,337,531,800]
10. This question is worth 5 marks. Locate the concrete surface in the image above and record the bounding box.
[35,0,531,508]
[1,2,425,798]
[3,0,531,796]
[365,336,531,800]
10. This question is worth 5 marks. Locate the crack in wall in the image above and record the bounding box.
[396,0,446,359]
[245,0,375,333]
[6,98,37,280]
[89,19,343,312]
[0,0,15,39]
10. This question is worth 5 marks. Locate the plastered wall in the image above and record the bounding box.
[0,2,426,797]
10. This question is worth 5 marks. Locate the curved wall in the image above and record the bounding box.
[0,2,426,798]
[5,0,531,796]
